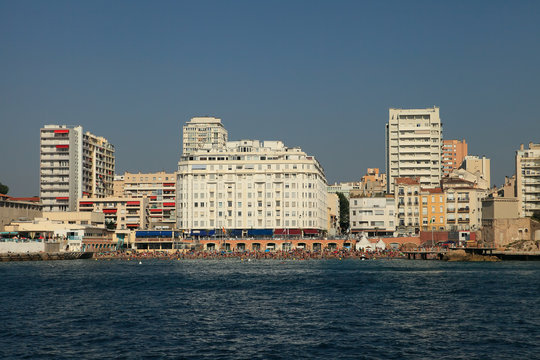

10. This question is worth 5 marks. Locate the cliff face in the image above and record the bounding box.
[505,239,540,252]
[443,250,500,262]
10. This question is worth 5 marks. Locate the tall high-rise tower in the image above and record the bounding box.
[40,125,115,211]
[385,107,443,193]
[182,117,228,155]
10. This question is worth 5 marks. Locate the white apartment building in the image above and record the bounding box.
[40,125,115,212]
[182,117,228,155]
[176,139,328,237]
[386,107,443,193]
[116,171,177,229]
[516,143,540,217]
[349,196,395,236]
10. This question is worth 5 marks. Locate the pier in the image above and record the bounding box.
[403,250,446,260]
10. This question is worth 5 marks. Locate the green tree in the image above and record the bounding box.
[0,182,8,195]
[337,192,349,234]
[532,211,540,222]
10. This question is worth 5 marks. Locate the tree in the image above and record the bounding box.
[532,211,540,222]
[0,182,8,195]
[337,192,349,234]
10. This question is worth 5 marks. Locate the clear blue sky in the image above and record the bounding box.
[1,0,539,196]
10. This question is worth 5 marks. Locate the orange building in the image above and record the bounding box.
[442,139,467,177]
[420,188,446,231]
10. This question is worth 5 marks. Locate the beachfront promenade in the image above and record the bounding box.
[95,248,405,261]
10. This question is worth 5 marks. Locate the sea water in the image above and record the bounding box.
[1,259,539,359]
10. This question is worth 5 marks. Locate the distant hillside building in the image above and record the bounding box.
[40,125,115,212]
[386,107,443,193]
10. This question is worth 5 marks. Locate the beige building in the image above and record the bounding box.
[177,139,328,236]
[386,107,443,193]
[482,197,519,221]
[43,211,105,227]
[394,177,421,235]
[447,168,490,190]
[182,117,228,155]
[78,197,149,231]
[40,125,115,211]
[115,171,177,229]
[461,155,490,188]
[0,195,42,231]
[327,193,339,236]
[442,177,488,231]
[516,142,540,217]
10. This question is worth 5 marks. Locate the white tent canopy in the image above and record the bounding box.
[375,239,386,250]
[356,236,374,251]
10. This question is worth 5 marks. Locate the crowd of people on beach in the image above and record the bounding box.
[95,248,406,261]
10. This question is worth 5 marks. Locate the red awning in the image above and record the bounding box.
[126,201,140,205]
[103,209,117,214]
[56,197,69,200]
[150,196,157,200]
[126,224,139,227]
[163,202,175,207]
[303,229,319,235]
[150,209,162,212]
[56,145,69,149]
[163,183,175,187]
[54,129,69,134]
[275,229,301,235]
[79,201,93,205]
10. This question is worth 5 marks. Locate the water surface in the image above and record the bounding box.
[1,259,539,359]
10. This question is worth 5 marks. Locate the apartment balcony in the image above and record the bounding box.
[458,219,470,224]
[447,208,456,213]
[457,208,470,213]
[457,198,470,203]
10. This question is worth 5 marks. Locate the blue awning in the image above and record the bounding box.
[247,229,273,236]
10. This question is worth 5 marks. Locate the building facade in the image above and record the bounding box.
[40,125,115,212]
[394,177,421,235]
[182,117,228,155]
[515,143,540,217]
[349,195,395,236]
[0,195,43,231]
[78,197,148,231]
[442,139,467,177]
[442,177,487,231]
[461,155,491,188]
[420,188,446,231]
[386,107,443,193]
[176,139,328,237]
[116,171,177,229]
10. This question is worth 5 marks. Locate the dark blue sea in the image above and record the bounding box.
[1,259,539,359]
